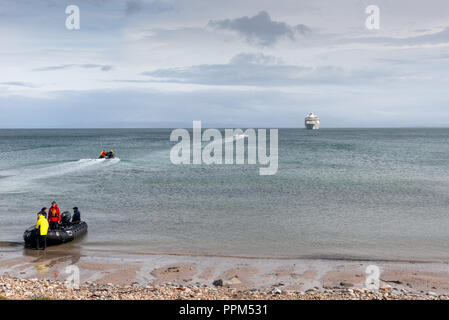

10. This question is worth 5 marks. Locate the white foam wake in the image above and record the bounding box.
[0,158,121,193]
[77,158,121,164]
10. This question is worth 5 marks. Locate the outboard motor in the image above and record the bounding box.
[61,211,72,226]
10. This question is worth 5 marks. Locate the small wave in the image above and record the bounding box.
[0,241,23,247]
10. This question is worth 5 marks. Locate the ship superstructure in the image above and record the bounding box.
[305,112,320,129]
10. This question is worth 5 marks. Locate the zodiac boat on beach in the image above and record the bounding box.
[23,213,88,247]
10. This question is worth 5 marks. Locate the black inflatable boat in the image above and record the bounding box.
[23,221,88,247]
[99,152,115,159]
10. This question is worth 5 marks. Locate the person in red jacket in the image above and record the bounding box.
[48,201,61,230]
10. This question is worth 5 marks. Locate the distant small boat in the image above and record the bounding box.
[99,153,115,159]
[305,112,320,130]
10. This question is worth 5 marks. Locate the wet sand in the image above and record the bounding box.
[1,243,449,296]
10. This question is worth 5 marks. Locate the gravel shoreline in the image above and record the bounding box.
[0,276,446,300]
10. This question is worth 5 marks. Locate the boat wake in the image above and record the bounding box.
[77,158,121,164]
[0,158,121,193]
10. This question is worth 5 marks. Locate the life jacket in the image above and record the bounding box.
[48,206,60,222]
[49,208,58,218]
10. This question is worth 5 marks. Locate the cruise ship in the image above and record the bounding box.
[305,112,320,129]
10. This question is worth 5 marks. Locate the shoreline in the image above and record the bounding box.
[2,248,449,299]
[4,239,447,264]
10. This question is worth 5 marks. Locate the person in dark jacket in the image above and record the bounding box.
[106,150,115,159]
[72,207,81,223]
[37,207,48,219]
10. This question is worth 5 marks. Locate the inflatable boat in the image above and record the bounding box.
[99,155,114,159]
[23,221,88,247]
[99,151,115,159]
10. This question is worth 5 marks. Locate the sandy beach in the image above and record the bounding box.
[1,244,449,299]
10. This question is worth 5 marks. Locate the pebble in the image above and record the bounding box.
[0,275,444,300]
[340,282,354,288]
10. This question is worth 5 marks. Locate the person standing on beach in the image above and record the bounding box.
[48,201,61,230]
[35,212,49,250]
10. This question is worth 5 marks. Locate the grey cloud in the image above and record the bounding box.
[0,81,35,88]
[208,11,310,46]
[229,52,284,65]
[139,53,390,86]
[34,64,73,71]
[125,0,144,14]
[34,64,113,72]
[125,0,174,15]
[80,64,114,71]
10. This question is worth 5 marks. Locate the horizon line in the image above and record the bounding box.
[2,126,449,130]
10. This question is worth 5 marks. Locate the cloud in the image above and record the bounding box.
[125,0,174,15]
[208,11,310,46]
[34,64,113,72]
[80,64,114,71]
[125,0,144,14]
[229,52,284,65]
[139,53,389,86]
[342,27,449,47]
[0,81,35,88]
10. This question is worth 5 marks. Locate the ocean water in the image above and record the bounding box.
[1,128,449,261]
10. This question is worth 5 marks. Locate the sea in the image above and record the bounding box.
[1,128,449,261]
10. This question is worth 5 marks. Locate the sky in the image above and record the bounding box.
[1,0,449,128]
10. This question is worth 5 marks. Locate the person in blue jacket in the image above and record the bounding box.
[72,207,81,223]
[37,207,48,219]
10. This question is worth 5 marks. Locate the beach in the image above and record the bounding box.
[1,247,449,299]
